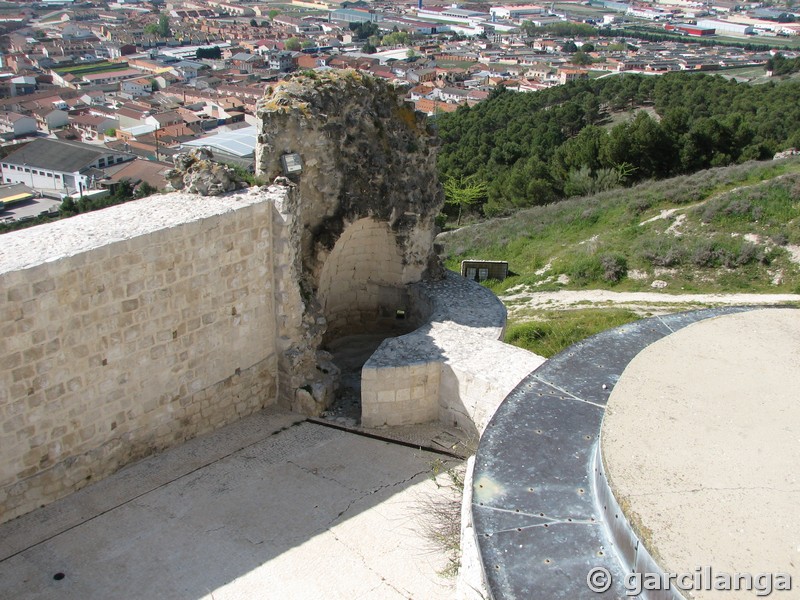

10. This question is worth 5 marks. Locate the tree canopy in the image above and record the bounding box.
[143,14,170,37]
[284,37,301,51]
[196,46,222,59]
[349,21,379,39]
[436,73,800,216]
[767,53,800,76]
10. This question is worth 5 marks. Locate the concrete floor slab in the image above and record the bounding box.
[602,308,800,597]
[0,409,458,600]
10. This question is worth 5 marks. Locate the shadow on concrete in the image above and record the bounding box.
[323,333,400,425]
[0,409,458,600]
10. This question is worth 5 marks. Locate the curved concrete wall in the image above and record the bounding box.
[361,272,545,434]
[0,187,285,523]
[467,307,762,600]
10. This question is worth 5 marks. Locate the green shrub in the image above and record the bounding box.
[690,239,717,267]
[600,252,627,282]
[636,235,686,267]
[565,254,604,285]
[771,232,789,246]
[690,237,765,268]
[630,195,653,214]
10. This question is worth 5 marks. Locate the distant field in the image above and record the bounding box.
[261,3,302,11]
[718,65,771,83]
[52,61,122,76]
[552,2,607,17]
[716,34,800,49]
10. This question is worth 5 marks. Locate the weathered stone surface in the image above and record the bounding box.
[165,147,247,196]
[256,71,445,410]
[256,70,443,286]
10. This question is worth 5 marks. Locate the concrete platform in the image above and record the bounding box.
[470,306,795,600]
[0,408,459,599]
[602,308,800,597]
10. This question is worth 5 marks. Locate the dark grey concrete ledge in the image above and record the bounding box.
[471,306,762,600]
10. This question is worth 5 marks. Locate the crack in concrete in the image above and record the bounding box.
[473,505,551,519]
[286,460,360,493]
[354,581,389,600]
[327,468,431,528]
[627,485,800,498]
[531,376,609,410]
[475,504,600,532]
[491,519,599,535]
[329,528,413,599]
[204,525,226,534]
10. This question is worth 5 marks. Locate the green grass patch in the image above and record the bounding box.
[441,159,800,296]
[53,61,125,76]
[504,308,642,358]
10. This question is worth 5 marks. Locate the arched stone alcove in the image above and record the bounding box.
[318,218,416,340]
[255,71,445,418]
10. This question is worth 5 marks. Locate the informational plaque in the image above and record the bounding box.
[281,153,303,175]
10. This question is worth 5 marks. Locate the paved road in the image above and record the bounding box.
[1,197,61,222]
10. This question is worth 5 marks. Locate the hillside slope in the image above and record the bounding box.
[441,158,800,294]
[438,159,800,355]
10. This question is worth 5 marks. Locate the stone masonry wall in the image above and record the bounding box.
[0,187,284,523]
[361,273,545,435]
[255,71,445,414]
[318,218,411,338]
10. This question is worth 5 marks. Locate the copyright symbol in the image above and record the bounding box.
[587,567,612,593]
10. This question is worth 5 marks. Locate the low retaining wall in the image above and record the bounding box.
[361,272,545,436]
[468,306,762,600]
[0,187,285,523]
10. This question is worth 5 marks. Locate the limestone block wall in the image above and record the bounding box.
[318,218,417,338]
[0,187,284,523]
[361,360,440,427]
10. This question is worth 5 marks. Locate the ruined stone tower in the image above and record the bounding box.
[0,72,531,522]
[255,71,445,416]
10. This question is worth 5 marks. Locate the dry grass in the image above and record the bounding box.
[417,459,467,578]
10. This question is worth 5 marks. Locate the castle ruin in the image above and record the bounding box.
[0,72,539,524]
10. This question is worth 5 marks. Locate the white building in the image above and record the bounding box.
[30,107,69,132]
[0,112,37,138]
[490,4,544,21]
[696,19,754,35]
[627,7,667,20]
[416,6,488,25]
[120,77,153,98]
[1,138,134,195]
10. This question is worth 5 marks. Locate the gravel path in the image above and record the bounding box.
[501,288,800,318]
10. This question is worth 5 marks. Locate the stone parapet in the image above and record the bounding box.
[361,272,545,435]
[0,187,285,523]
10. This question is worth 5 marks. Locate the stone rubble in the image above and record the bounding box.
[164,147,248,196]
